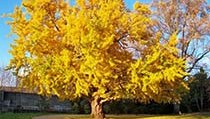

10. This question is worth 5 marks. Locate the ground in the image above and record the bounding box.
[33,112,210,119]
[0,112,210,119]
[0,112,43,119]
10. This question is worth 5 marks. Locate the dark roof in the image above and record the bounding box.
[0,86,36,94]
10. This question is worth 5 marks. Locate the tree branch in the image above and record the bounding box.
[100,97,115,104]
[187,50,210,73]
[52,19,60,32]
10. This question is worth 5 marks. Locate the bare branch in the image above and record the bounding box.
[187,51,210,73]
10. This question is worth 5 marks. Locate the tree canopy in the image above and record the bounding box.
[7,0,188,118]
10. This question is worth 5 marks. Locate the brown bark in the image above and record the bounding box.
[90,95,105,119]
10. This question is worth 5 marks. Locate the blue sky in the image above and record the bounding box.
[0,0,22,66]
[0,0,150,66]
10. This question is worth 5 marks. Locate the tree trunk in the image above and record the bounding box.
[200,85,204,111]
[186,105,192,113]
[195,97,201,111]
[90,95,105,119]
[173,103,181,115]
[200,91,203,111]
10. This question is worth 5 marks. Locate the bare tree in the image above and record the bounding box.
[151,0,210,114]
[0,66,16,87]
[152,0,210,73]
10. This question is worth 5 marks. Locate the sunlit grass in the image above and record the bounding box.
[33,112,210,119]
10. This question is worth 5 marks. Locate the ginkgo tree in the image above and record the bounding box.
[7,0,188,119]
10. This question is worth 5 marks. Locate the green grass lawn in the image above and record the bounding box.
[0,112,210,119]
[0,112,43,119]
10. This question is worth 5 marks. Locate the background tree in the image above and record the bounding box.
[191,68,207,111]
[181,68,210,112]
[151,0,210,113]
[0,66,16,87]
[7,0,188,119]
[152,0,210,72]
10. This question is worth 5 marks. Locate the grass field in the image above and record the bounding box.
[0,112,43,119]
[0,112,210,119]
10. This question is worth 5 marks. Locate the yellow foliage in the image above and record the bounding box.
[7,0,188,103]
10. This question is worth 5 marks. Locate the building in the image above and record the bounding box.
[0,87,72,112]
